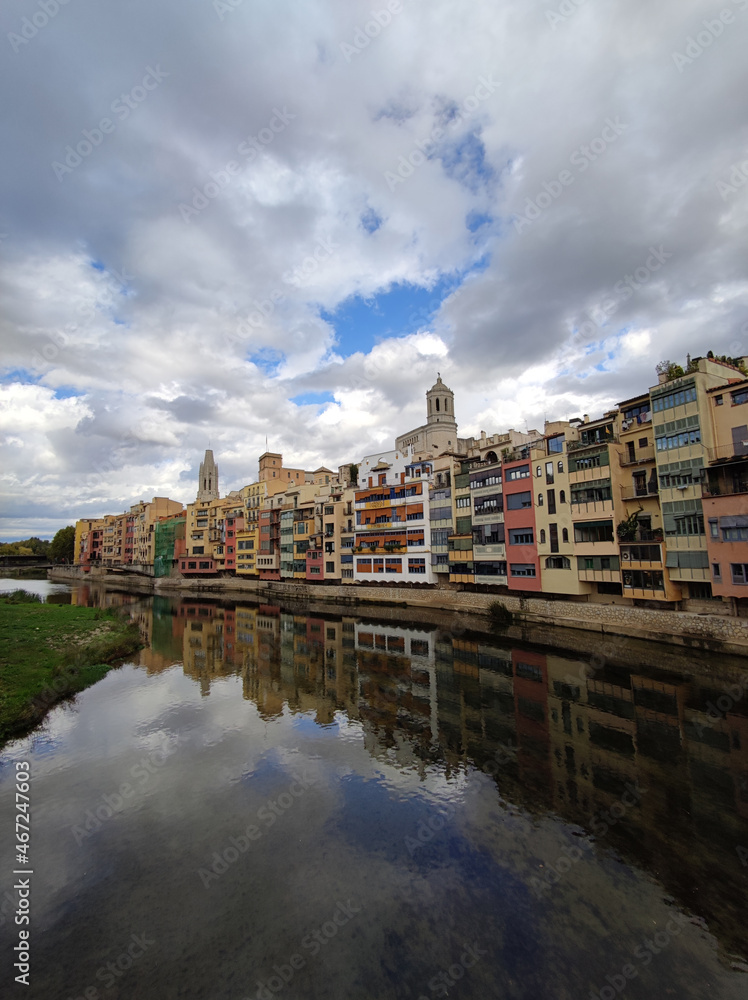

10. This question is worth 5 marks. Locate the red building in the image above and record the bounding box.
[502,456,542,591]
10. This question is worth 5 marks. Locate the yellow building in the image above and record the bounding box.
[533,423,591,597]
[615,394,681,604]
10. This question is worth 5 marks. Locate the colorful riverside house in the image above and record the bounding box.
[532,424,588,597]
[469,455,506,587]
[502,448,542,592]
[448,460,473,584]
[257,500,282,580]
[429,455,455,582]
[615,394,681,604]
[651,355,744,601]
[153,513,186,577]
[567,414,623,600]
[703,375,748,612]
[219,494,245,574]
[353,450,434,584]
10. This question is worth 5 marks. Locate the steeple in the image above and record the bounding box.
[196,449,219,502]
[426,373,456,427]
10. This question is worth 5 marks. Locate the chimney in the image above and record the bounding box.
[583,414,589,423]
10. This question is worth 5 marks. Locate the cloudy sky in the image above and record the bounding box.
[1,0,747,539]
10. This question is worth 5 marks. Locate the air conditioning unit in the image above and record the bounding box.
[676,484,688,491]
[621,551,630,560]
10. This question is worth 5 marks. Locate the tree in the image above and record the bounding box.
[348,464,359,486]
[49,525,75,564]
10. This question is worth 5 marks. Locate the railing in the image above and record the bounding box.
[708,443,748,462]
[620,484,658,500]
[702,481,748,498]
[619,446,656,467]
[567,436,616,452]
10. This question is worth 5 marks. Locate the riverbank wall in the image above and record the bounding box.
[48,567,748,656]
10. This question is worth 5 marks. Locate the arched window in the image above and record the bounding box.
[537,493,544,506]
[435,398,440,411]
[560,490,566,503]
[562,527,569,543]
[444,398,449,412]
[540,529,546,544]
[558,460,564,473]
[536,465,542,477]
[486,451,498,463]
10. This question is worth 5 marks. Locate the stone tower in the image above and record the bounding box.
[426,373,457,426]
[196,449,219,502]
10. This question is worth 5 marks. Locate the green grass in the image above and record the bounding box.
[0,597,142,742]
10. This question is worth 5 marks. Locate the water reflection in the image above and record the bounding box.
[3,581,747,998]
[76,586,748,967]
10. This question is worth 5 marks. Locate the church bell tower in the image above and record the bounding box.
[196,449,219,502]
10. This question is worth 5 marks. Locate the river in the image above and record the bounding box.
[1,576,747,999]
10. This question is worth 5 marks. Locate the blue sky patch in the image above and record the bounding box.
[291,391,336,407]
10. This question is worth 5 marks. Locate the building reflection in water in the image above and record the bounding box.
[101,590,747,965]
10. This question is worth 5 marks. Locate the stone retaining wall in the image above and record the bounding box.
[48,568,748,654]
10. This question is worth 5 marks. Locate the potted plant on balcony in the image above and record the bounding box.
[616,509,641,542]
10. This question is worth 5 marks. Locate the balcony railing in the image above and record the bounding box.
[619,447,656,467]
[707,444,748,463]
[702,481,748,498]
[620,484,658,500]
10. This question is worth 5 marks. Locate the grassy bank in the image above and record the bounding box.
[0,592,142,743]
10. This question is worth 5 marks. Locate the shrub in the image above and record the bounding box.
[488,600,513,628]
[0,589,42,604]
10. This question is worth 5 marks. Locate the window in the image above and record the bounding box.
[732,389,748,406]
[193,546,204,555]
[557,460,564,472]
[559,490,566,504]
[546,462,554,484]
[622,569,665,591]
[509,529,534,545]
[506,464,530,481]
[656,428,701,451]
[537,493,544,507]
[187,561,197,569]
[545,556,571,570]
[510,563,536,577]
[324,505,334,514]
[456,496,471,508]
[548,436,564,454]
[574,521,615,544]
[547,489,556,515]
[639,437,648,447]
[326,561,335,573]
[652,385,698,411]
[709,519,718,539]
[712,563,721,579]
[539,529,546,544]
[536,466,542,477]
[723,526,748,541]
[506,491,532,510]
[408,558,426,574]
[674,514,704,536]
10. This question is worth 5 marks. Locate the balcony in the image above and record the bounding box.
[702,480,748,498]
[474,543,506,559]
[568,436,616,452]
[570,498,615,517]
[619,446,655,467]
[708,443,748,463]
[620,483,658,500]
